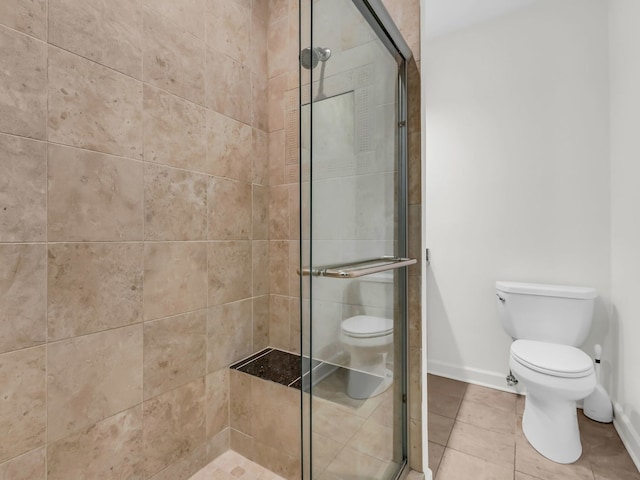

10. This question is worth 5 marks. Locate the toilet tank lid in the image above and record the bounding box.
[496,281,597,300]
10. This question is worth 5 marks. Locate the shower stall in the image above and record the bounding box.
[299,1,416,478]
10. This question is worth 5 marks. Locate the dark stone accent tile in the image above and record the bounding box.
[230,348,272,370]
[236,349,300,387]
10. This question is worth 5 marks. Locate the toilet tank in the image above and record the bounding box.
[496,281,597,346]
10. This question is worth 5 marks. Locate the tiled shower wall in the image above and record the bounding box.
[0,0,269,478]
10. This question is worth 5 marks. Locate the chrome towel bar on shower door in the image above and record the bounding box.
[299,256,416,279]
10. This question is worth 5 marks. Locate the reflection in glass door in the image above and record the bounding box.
[300,1,413,478]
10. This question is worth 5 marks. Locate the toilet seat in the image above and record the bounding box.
[342,315,393,338]
[511,340,593,378]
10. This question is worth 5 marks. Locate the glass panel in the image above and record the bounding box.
[300,1,408,478]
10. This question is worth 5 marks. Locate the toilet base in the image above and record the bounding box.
[347,368,393,400]
[522,393,583,464]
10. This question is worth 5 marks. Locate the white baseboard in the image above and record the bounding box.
[613,402,640,472]
[427,359,523,394]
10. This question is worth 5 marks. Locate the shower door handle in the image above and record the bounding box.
[298,256,416,279]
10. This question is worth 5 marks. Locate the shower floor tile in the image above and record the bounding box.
[190,451,286,480]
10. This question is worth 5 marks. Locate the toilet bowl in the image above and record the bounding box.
[510,339,596,464]
[340,315,393,399]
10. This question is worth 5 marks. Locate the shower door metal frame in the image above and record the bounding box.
[300,1,414,478]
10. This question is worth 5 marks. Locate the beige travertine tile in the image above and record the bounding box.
[207,241,252,306]
[207,176,252,240]
[252,295,270,351]
[143,84,207,173]
[143,242,208,320]
[268,0,287,25]
[252,241,269,296]
[143,310,207,399]
[230,428,254,461]
[142,7,205,105]
[207,428,230,463]
[267,16,287,80]
[0,447,45,480]
[143,378,206,478]
[427,391,463,420]
[437,448,513,480]
[410,417,423,471]
[408,131,421,205]
[0,0,46,39]
[144,163,208,241]
[206,109,252,182]
[253,438,300,480]
[288,240,299,297]
[141,0,205,39]
[269,185,290,240]
[312,399,366,445]
[268,74,287,133]
[250,2,267,77]
[47,406,143,480]
[229,370,252,435]
[269,130,285,185]
[149,444,207,480]
[206,0,250,64]
[47,326,142,442]
[323,447,387,480]
[288,297,300,353]
[252,128,269,186]
[49,0,142,78]
[408,205,421,277]
[311,433,342,476]
[0,245,45,354]
[464,383,517,413]
[269,241,289,295]
[48,47,143,158]
[0,134,46,242]
[205,48,251,125]
[428,413,454,447]
[269,295,289,350]
[407,59,421,136]
[252,184,269,240]
[0,25,46,139]
[207,299,252,371]
[448,420,516,468]
[349,416,394,461]
[205,368,229,439]
[0,346,45,462]
[409,346,422,420]
[456,398,515,436]
[252,72,269,131]
[428,441,445,475]
[47,144,143,241]
[47,243,143,341]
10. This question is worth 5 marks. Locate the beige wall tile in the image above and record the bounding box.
[0,447,45,480]
[251,378,300,457]
[252,241,269,296]
[230,428,254,461]
[0,0,46,39]
[143,378,206,478]
[253,440,300,480]
[47,406,143,480]
[0,133,46,243]
[268,74,287,133]
[252,184,269,240]
[269,294,289,350]
[47,144,143,241]
[47,326,143,442]
[143,84,207,173]
[149,444,207,480]
[267,16,288,79]
[288,240,299,297]
[0,245,45,354]
[48,47,143,158]
[206,0,250,65]
[47,243,143,341]
[144,242,208,320]
[252,295,270,351]
[207,299,252,371]
[288,297,300,353]
[206,368,229,438]
[208,176,252,240]
[208,241,252,306]
[207,428,230,463]
[143,310,207,399]
[205,48,251,125]
[206,109,252,181]
[269,185,290,239]
[252,128,269,185]
[229,370,251,435]
[49,0,142,78]
[142,7,205,105]
[408,204,421,277]
[408,277,421,349]
[250,3,268,76]
[268,0,287,25]
[269,241,289,295]
[144,163,208,241]
[0,346,45,462]
[268,130,285,185]
[252,72,269,131]
[409,417,423,472]
[0,26,46,140]
[408,131,421,205]
[141,0,206,39]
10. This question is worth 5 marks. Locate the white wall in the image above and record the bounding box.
[609,0,640,466]
[424,0,611,390]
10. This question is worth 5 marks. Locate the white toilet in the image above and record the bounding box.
[496,281,598,464]
[340,315,394,399]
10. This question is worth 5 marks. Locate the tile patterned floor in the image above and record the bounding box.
[191,451,286,480]
[427,374,640,480]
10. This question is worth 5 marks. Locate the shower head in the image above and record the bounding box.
[300,47,332,69]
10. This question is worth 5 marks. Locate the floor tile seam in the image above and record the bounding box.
[443,443,516,471]
[449,417,518,443]
[459,395,519,415]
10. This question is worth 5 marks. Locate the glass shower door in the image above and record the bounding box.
[300,1,412,478]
